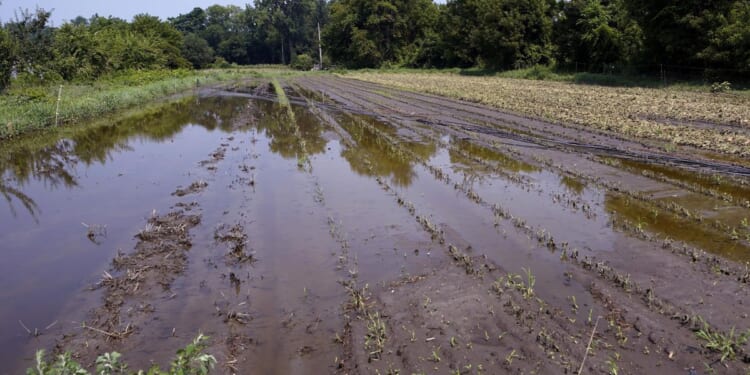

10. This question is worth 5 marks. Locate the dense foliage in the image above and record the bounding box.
[0,0,749,91]
[29,334,216,375]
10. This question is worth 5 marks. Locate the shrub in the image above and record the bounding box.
[211,57,231,69]
[710,81,732,93]
[291,53,314,71]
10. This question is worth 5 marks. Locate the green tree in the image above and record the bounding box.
[553,0,639,67]
[323,0,439,68]
[0,27,13,91]
[255,0,318,64]
[624,0,734,66]
[441,0,553,69]
[170,7,207,35]
[182,32,214,68]
[5,7,55,77]
[130,14,189,69]
[699,1,750,72]
[51,23,105,80]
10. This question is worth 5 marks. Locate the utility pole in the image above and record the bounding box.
[317,22,323,70]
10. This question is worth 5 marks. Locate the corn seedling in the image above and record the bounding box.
[365,312,387,360]
[695,318,750,362]
[605,356,619,375]
[430,347,441,363]
[504,349,519,365]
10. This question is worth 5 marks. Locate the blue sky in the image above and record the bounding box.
[1,0,257,25]
[1,0,447,25]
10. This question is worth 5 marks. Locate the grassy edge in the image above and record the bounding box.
[0,67,321,140]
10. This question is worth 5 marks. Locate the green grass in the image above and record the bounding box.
[271,77,290,107]
[0,66,322,140]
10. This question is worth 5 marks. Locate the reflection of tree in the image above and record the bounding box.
[0,179,39,219]
[449,138,538,174]
[338,115,437,188]
[254,100,329,161]
[294,107,328,155]
[6,139,79,189]
[0,95,251,219]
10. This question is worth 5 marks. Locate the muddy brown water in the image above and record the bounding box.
[1,78,750,374]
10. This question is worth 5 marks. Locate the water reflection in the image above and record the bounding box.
[449,138,539,174]
[253,101,329,161]
[0,181,38,218]
[605,193,750,262]
[338,114,437,187]
[0,96,251,219]
[560,175,586,195]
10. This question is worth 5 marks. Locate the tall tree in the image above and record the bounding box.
[553,0,640,67]
[441,0,553,69]
[51,23,105,80]
[131,14,189,68]
[255,0,318,64]
[0,27,13,91]
[169,7,207,35]
[182,33,214,68]
[624,0,734,66]
[5,8,54,76]
[323,0,438,68]
[699,1,750,72]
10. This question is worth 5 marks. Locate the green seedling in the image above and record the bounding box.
[504,349,519,365]
[365,312,387,360]
[431,347,441,363]
[606,356,619,375]
[695,318,750,362]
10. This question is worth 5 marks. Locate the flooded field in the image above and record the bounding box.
[2,77,750,374]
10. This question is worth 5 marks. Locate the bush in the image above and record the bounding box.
[182,33,214,69]
[211,57,231,69]
[523,65,555,80]
[290,53,314,71]
[710,81,732,93]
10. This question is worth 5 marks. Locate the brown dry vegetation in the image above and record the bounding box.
[346,72,750,156]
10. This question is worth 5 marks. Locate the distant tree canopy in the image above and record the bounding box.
[323,0,439,68]
[0,0,749,91]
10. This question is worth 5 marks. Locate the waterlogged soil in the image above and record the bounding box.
[1,77,750,375]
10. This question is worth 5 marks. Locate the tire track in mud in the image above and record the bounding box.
[314,76,750,260]
[304,76,750,249]
[301,76,750,269]
[292,78,750,374]
[309,76,750,208]
[298,85,683,373]
[296,91,599,373]
[329,76,750,177]
[213,96,346,374]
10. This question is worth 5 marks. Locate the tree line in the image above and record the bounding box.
[1,0,749,90]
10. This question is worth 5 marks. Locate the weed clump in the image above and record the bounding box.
[30,334,216,374]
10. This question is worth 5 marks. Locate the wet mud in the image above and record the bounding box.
[2,76,750,374]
